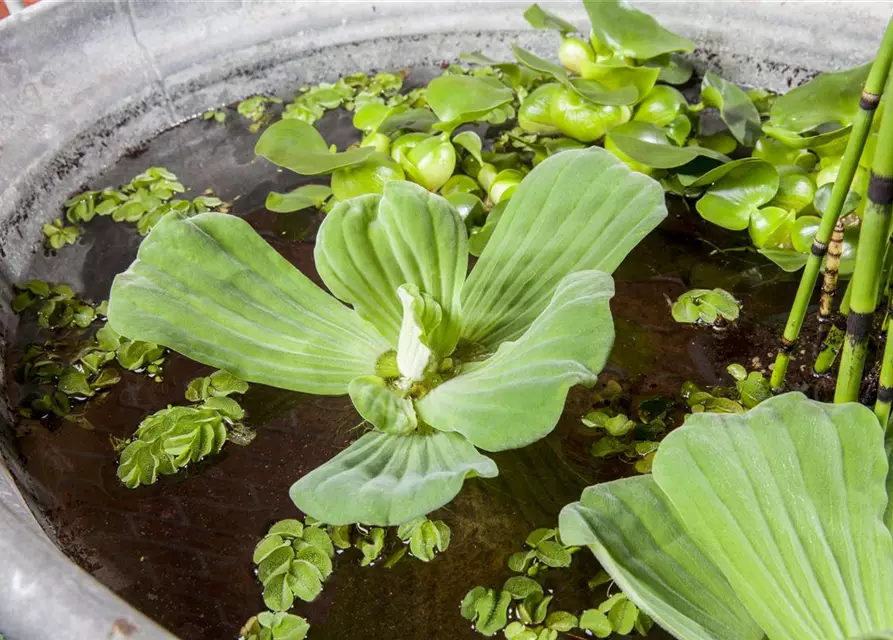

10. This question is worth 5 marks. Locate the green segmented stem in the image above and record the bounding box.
[771,19,893,391]
[835,72,893,403]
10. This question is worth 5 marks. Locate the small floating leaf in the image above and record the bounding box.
[266,184,332,213]
[424,75,513,126]
[695,160,778,230]
[256,119,374,175]
[768,62,871,133]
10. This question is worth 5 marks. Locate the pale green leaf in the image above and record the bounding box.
[348,375,417,435]
[425,75,513,125]
[695,161,779,231]
[314,181,467,351]
[266,184,332,213]
[559,475,763,640]
[768,62,871,133]
[396,284,443,381]
[107,213,389,395]
[606,121,729,170]
[255,119,374,175]
[419,271,613,451]
[460,148,665,348]
[701,71,761,147]
[654,393,893,639]
[289,429,497,526]
[583,0,695,60]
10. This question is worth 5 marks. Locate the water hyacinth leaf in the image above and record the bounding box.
[695,161,779,231]
[424,75,513,126]
[549,87,631,143]
[606,121,729,170]
[579,60,660,103]
[331,153,405,201]
[632,85,688,128]
[701,72,761,147]
[762,123,852,150]
[377,108,439,136]
[759,248,809,273]
[523,3,578,34]
[768,62,871,133]
[347,376,417,435]
[518,83,563,136]
[107,213,389,395]
[749,205,794,249]
[814,182,862,216]
[461,148,666,348]
[266,184,332,213]
[769,165,815,213]
[654,393,893,639]
[647,53,693,85]
[583,0,695,60]
[512,45,637,106]
[559,476,763,640]
[419,271,614,451]
[255,119,374,175]
[289,429,497,526]
[314,181,467,350]
[452,131,483,165]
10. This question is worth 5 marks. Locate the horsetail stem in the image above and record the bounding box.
[771,19,893,391]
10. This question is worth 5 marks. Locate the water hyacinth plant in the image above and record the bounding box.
[106,148,666,525]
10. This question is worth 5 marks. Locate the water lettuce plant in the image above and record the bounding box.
[106,148,666,525]
[560,392,893,640]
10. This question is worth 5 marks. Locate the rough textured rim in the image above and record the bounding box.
[0,1,890,639]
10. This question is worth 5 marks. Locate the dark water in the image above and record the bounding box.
[5,104,820,639]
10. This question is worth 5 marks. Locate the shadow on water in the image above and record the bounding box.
[5,99,818,639]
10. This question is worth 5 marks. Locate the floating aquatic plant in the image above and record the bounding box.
[106,148,666,525]
[560,393,893,640]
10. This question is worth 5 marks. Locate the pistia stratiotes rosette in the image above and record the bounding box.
[106,148,666,526]
[559,393,893,640]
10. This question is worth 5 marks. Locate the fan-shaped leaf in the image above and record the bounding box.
[460,147,665,348]
[107,213,388,395]
[314,181,467,351]
[419,271,614,451]
[289,429,497,526]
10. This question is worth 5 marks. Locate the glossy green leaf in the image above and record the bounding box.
[695,161,779,231]
[512,45,637,106]
[418,270,614,451]
[402,134,457,192]
[348,376,417,435]
[762,123,852,150]
[647,53,693,85]
[289,429,497,526]
[701,71,761,147]
[606,121,729,169]
[460,147,665,348]
[107,213,389,395]
[255,119,374,175]
[266,184,332,213]
[579,60,660,104]
[331,153,406,201]
[769,165,815,213]
[768,62,871,133]
[518,83,563,136]
[524,3,578,34]
[633,85,689,128]
[655,393,893,639]
[561,475,764,640]
[377,108,439,136]
[549,86,631,143]
[749,205,794,249]
[583,0,695,60]
[425,75,513,126]
[579,609,612,637]
[759,248,809,273]
[452,131,483,165]
[314,181,467,350]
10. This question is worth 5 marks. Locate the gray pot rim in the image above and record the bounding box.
[1,2,890,639]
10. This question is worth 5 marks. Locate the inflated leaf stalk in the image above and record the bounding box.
[107,148,666,525]
[560,393,893,640]
[771,17,893,391]
[836,72,893,403]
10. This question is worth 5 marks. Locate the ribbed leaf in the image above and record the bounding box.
[417,270,614,451]
[290,429,497,526]
[654,393,893,640]
[347,375,417,435]
[314,181,467,351]
[107,213,388,395]
[559,476,762,640]
[460,148,665,349]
